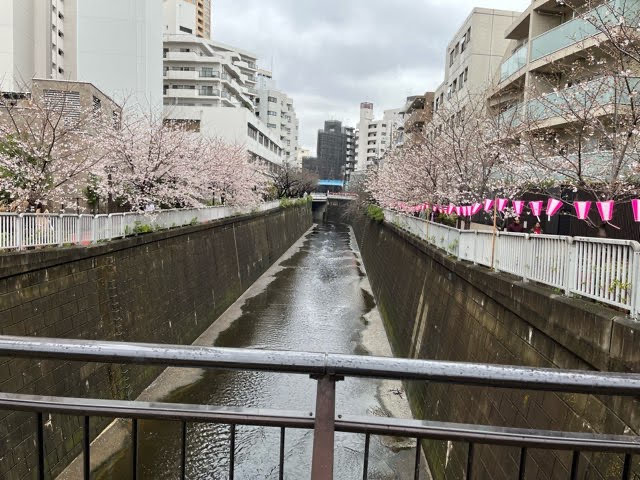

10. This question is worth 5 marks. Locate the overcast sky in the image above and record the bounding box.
[213,0,531,153]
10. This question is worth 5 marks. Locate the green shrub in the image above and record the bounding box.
[437,213,457,227]
[366,205,384,223]
[280,197,311,209]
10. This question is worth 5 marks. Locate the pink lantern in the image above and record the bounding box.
[455,206,462,216]
[573,201,591,220]
[471,203,483,215]
[596,200,614,222]
[632,200,640,222]
[546,198,563,219]
[483,199,494,212]
[529,201,543,218]
[512,200,525,216]
[433,205,439,213]
[464,205,471,217]
[496,198,509,212]
[446,204,455,215]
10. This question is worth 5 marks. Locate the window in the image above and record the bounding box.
[93,96,101,112]
[267,123,277,128]
[459,73,464,89]
[268,111,277,116]
[369,123,376,129]
[58,30,64,38]
[179,26,193,33]
[268,96,277,103]
[464,67,469,82]
[451,79,457,93]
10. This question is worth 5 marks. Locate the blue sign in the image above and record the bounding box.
[318,179,344,187]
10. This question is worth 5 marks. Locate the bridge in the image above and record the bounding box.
[0,199,638,479]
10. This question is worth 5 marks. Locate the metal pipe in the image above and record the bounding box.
[1,336,640,395]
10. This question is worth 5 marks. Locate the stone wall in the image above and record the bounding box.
[349,210,640,480]
[0,204,311,480]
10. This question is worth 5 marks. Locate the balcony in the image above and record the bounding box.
[527,76,640,122]
[500,43,528,82]
[164,88,198,98]
[164,51,200,62]
[496,76,640,129]
[199,70,221,79]
[164,70,198,80]
[199,88,221,97]
[530,0,640,63]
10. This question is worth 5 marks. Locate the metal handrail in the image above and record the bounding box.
[384,209,640,318]
[1,336,639,480]
[1,336,639,395]
[0,201,281,251]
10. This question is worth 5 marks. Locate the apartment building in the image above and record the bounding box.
[255,88,299,162]
[398,92,435,146]
[431,8,520,117]
[486,0,640,170]
[354,103,403,172]
[0,0,162,110]
[164,0,212,39]
[163,33,283,168]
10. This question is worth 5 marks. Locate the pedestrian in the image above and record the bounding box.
[532,222,542,234]
[507,216,525,233]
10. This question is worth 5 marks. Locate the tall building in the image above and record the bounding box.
[163,34,283,168]
[254,88,299,162]
[0,0,163,110]
[311,120,352,182]
[431,8,520,116]
[163,0,211,39]
[354,103,403,172]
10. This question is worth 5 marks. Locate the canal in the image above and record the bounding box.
[62,220,427,479]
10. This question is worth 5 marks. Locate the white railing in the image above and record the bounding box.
[384,209,640,318]
[0,201,281,251]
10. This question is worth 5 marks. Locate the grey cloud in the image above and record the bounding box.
[213,0,531,151]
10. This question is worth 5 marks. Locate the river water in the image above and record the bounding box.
[83,221,426,479]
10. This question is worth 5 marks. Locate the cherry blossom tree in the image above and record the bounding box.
[0,85,111,211]
[95,111,264,210]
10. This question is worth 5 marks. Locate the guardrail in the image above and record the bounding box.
[384,210,640,317]
[0,201,281,251]
[0,336,639,480]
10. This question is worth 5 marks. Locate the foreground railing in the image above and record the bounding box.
[0,336,639,479]
[0,201,281,251]
[384,210,640,317]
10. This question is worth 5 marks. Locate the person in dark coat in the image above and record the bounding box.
[507,216,525,233]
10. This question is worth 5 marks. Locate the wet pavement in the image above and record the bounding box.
[84,221,427,479]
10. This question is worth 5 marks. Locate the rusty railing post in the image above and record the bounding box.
[310,374,341,479]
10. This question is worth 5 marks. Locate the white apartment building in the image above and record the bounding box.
[0,0,162,110]
[163,16,284,168]
[432,8,521,116]
[254,89,299,162]
[354,103,403,172]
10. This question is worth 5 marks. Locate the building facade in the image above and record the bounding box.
[164,0,212,39]
[0,0,163,110]
[316,120,350,181]
[296,147,311,168]
[354,103,403,172]
[254,88,299,162]
[431,8,520,118]
[399,92,434,145]
[163,34,283,168]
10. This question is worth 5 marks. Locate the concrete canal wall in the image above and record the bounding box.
[347,206,640,480]
[0,204,312,479]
